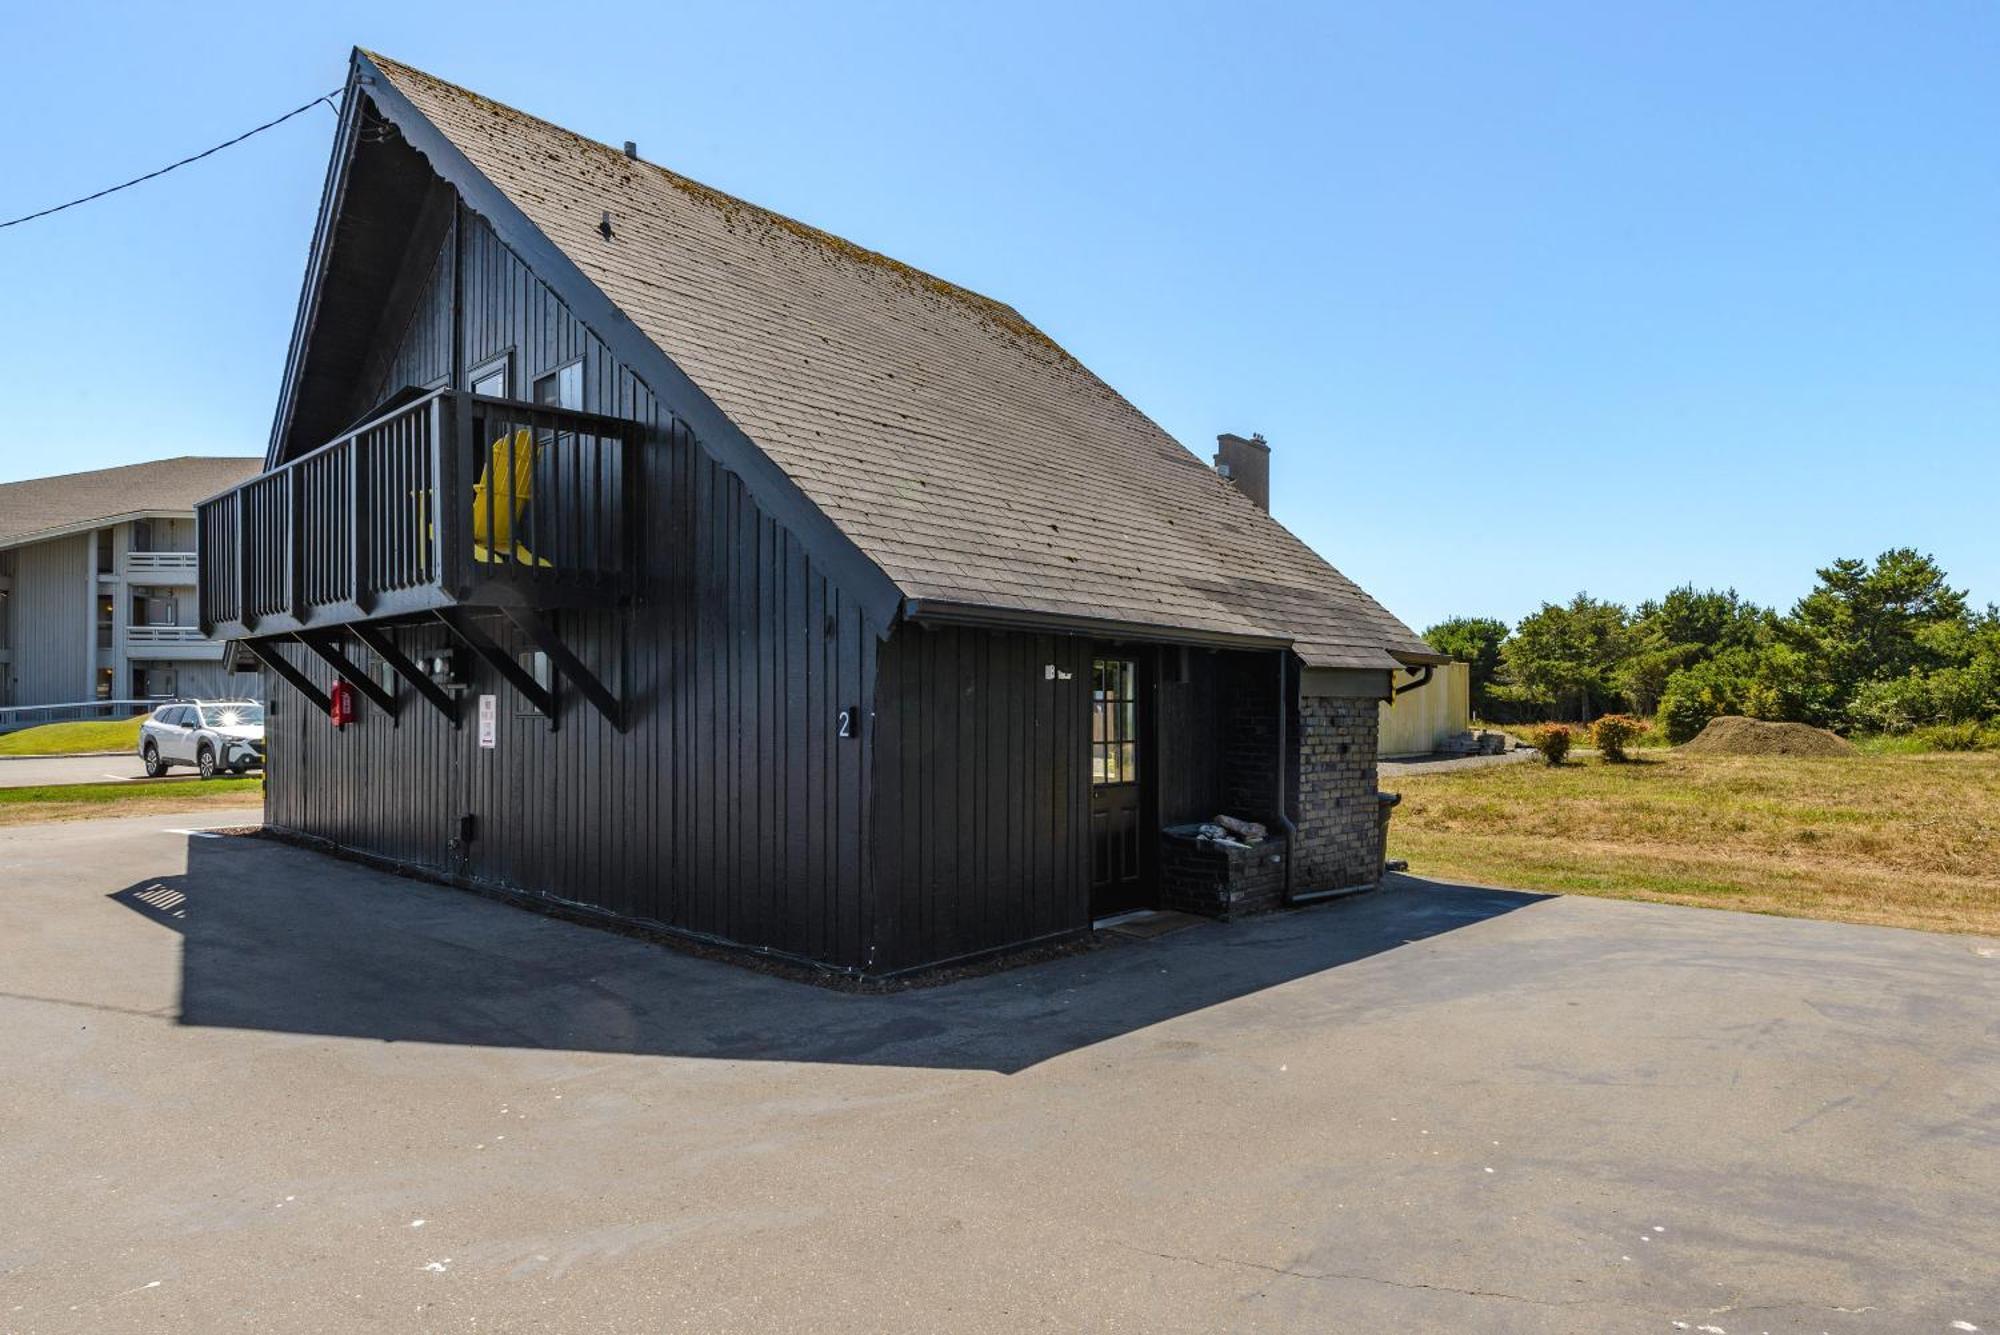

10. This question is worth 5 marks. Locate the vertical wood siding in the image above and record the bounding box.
[9,534,94,703]
[870,624,1091,972]
[264,209,879,970]
[1155,647,1223,826]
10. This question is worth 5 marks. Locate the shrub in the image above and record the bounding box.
[1913,721,1998,752]
[1591,713,1649,761]
[1530,724,1573,765]
[1847,673,1937,734]
[1656,654,1752,744]
[1850,664,2000,735]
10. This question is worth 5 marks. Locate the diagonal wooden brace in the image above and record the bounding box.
[499,606,626,733]
[350,624,460,728]
[294,631,398,719]
[436,608,555,723]
[240,638,331,715]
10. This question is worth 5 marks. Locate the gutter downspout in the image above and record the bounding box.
[1275,650,1299,906]
[1393,663,1434,696]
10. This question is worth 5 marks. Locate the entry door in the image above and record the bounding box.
[1089,655,1149,916]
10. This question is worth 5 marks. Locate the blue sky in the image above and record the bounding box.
[4,1,1994,631]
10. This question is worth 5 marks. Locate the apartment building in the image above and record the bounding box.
[0,457,263,707]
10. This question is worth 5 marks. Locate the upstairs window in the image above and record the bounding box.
[534,360,583,411]
[469,353,511,399]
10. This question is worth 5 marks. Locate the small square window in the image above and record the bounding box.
[469,353,511,399]
[533,360,583,410]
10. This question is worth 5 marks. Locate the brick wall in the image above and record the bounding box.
[1158,833,1288,919]
[1295,696,1384,892]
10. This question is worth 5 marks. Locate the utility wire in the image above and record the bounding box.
[0,89,342,231]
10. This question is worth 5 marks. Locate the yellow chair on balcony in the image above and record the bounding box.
[414,426,554,568]
[470,427,551,567]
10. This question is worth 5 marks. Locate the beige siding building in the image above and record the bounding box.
[0,458,262,709]
[1378,660,1472,757]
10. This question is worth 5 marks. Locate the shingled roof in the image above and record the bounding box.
[0,457,262,552]
[364,53,1437,670]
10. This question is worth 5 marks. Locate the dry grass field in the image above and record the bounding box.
[1388,750,2000,937]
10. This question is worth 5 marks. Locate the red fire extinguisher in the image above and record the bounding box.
[329,678,356,729]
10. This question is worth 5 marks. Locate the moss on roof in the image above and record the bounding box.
[361,50,1070,362]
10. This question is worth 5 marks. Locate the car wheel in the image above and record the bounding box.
[197,745,218,780]
[142,743,168,778]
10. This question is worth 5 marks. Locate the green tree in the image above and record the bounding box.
[1782,548,1971,712]
[1655,623,1878,739]
[1632,586,1767,654]
[1846,604,2000,731]
[1421,616,1509,713]
[1500,594,1630,722]
[1656,649,1758,743]
[1617,586,1769,715]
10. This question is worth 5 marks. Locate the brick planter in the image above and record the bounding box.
[1158,828,1288,920]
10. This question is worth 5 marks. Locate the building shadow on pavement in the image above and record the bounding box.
[111,836,1551,1074]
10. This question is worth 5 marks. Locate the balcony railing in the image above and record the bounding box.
[126,624,206,645]
[125,551,198,576]
[197,389,640,639]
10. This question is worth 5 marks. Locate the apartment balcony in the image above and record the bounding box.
[122,624,222,660]
[124,551,199,581]
[125,624,205,646]
[197,389,640,641]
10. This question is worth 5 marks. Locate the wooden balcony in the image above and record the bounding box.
[198,389,640,641]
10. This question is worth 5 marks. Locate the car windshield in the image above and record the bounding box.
[201,704,264,728]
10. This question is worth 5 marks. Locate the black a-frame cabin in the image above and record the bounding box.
[199,50,1446,977]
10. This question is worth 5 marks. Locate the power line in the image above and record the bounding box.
[0,89,342,231]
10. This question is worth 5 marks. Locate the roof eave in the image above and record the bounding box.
[901,597,1295,652]
[0,508,210,554]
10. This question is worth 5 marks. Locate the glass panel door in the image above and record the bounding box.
[1092,658,1138,785]
[1090,655,1147,915]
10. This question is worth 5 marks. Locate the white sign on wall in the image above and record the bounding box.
[477,694,497,749]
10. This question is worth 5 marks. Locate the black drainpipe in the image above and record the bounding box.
[1393,663,1434,696]
[1275,650,1298,905]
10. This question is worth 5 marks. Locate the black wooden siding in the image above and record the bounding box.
[1156,647,1225,827]
[869,625,1093,972]
[264,207,880,970]
[263,202,1269,975]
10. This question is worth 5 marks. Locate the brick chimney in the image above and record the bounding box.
[1214,432,1270,511]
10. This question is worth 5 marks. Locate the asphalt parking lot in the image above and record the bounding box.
[0,754,168,788]
[2,809,1995,1333]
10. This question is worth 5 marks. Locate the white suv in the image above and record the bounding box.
[139,700,266,779]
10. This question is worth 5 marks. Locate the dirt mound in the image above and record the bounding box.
[1680,716,1853,757]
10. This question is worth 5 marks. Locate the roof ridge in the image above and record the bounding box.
[0,455,260,489]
